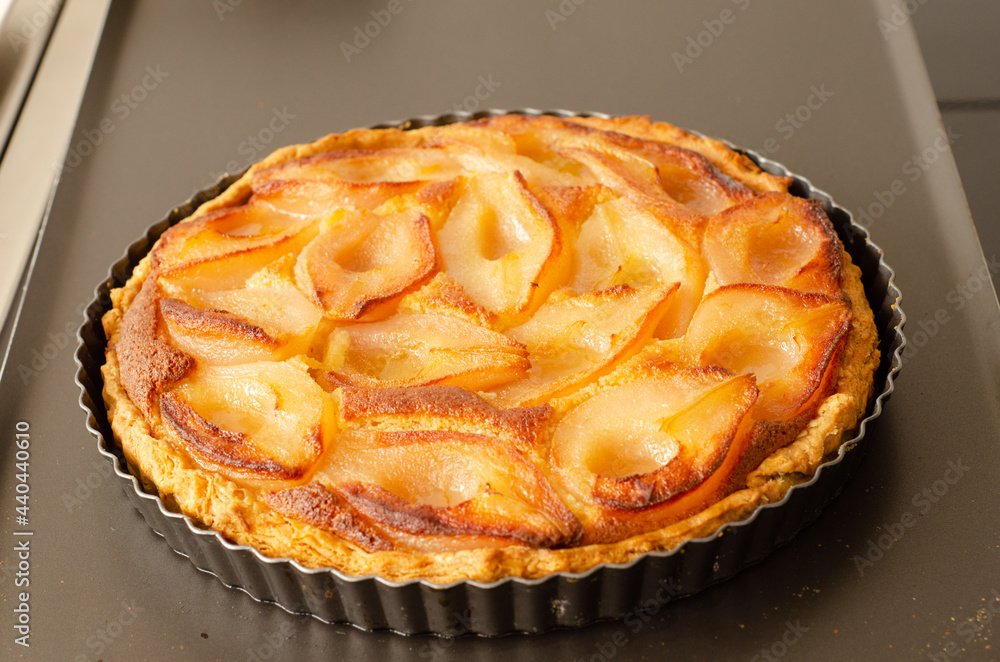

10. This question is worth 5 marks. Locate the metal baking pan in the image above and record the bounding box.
[75,108,905,636]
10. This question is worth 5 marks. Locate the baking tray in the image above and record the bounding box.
[74,108,905,636]
[4,1,997,658]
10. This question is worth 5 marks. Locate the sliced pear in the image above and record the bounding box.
[683,284,851,420]
[397,273,500,330]
[323,313,529,390]
[439,139,579,189]
[198,286,320,338]
[558,143,663,201]
[572,195,707,337]
[564,128,753,216]
[160,298,281,366]
[336,385,551,454]
[295,207,436,320]
[529,183,610,230]
[199,256,321,336]
[251,173,463,230]
[160,358,327,481]
[255,147,465,183]
[549,363,758,515]
[703,192,842,294]
[251,177,427,217]
[494,283,679,407]
[556,145,707,244]
[529,121,717,239]
[471,115,600,183]
[437,171,569,326]
[474,113,749,215]
[155,202,318,291]
[312,429,581,551]
[652,155,751,217]
[161,255,324,366]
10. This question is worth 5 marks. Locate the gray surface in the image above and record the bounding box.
[910,0,1000,102]
[913,5,1000,292]
[1,0,999,660]
[938,109,1000,288]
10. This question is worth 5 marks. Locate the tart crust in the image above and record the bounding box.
[101,115,879,583]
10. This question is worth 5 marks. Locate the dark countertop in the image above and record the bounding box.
[1,1,998,660]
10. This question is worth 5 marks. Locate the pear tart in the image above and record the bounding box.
[101,114,880,583]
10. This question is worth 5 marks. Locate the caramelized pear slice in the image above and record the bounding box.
[474,113,768,205]
[556,145,707,244]
[295,208,436,320]
[154,202,318,291]
[160,298,281,366]
[337,385,551,455]
[639,143,753,216]
[507,115,727,240]
[255,148,465,183]
[439,139,580,189]
[323,313,529,390]
[437,171,569,326]
[197,285,321,341]
[562,127,754,216]
[251,177,428,217]
[494,284,679,407]
[573,196,707,337]
[683,284,851,420]
[160,359,326,481]
[312,429,581,551]
[397,273,500,330]
[161,256,324,366]
[549,364,758,512]
[251,173,463,230]
[704,192,842,294]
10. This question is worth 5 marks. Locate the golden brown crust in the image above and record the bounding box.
[115,274,195,417]
[262,482,395,552]
[101,114,880,582]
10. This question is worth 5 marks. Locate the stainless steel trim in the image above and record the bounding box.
[0,0,63,160]
[0,0,112,382]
